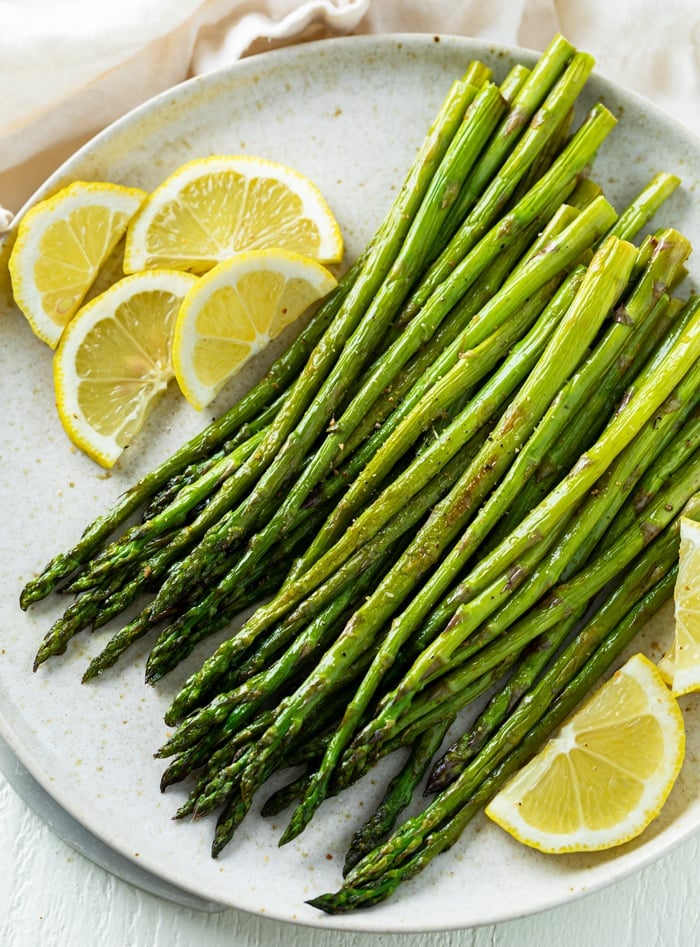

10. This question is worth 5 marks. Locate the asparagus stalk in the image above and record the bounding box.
[311,539,683,913]
[142,103,616,630]
[507,106,575,209]
[341,723,452,875]
[391,235,690,663]
[156,551,394,758]
[601,408,700,550]
[606,172,680,240]
[399,48,592,322]
[351,444,700,771]
[19,269,357,608]
[22,55,481,611]
[80,503,330,683]
[211,203,614,656]
[32,79,493,668]
[291,205,606,581]
[233,236,635,832]
[301,173,675,554]
[164,266,582,724]
[260,772,319,819]
[163,426,494,723]
[76,80,508,595]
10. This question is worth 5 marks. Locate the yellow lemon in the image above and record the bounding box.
[54,269,198,467]
[172,248,337,411]
[658,516,700,696]
[485,653,685,853]
[9,181,146,347]
[123,154,343,274]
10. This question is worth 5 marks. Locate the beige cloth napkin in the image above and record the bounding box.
[1,0,698,217]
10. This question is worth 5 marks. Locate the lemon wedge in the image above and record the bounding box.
[9,181,146,348]
[485,653,685,853]
[172,248,337,410]
[54,269,198,467]
[658,516,700,696]
[123,154,343,274]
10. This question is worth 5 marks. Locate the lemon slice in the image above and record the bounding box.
[54,269,198,467]
[123,155,343,274]
[172,248,337,410]
[9,181,146,348]
[485,653,685,853]
[658,516,700,696]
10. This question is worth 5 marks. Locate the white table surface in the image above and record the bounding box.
[2,763,699,945]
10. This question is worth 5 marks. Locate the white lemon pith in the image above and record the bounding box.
[485,653,685,853]
[123,155,343,274]
[173,248,337,410]
[658,516,700,695]
[54,269,198,467]
[9,181,146,347]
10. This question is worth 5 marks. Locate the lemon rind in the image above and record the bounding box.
[9,181,147,348]
[484,654,685,854]
[172,248,337,412]
[123,154,343,274]
[53,269,198,467]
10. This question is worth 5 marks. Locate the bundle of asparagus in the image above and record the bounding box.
[20,33,700,912]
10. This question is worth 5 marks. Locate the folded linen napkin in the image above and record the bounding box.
[1,0,698,218]
[0,0,369,214]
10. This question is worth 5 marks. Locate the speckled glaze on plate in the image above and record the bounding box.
[0,34,698,934]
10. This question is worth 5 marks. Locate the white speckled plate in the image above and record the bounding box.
[0,34,698,934]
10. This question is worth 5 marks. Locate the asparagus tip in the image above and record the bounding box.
[305,894,343,914]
